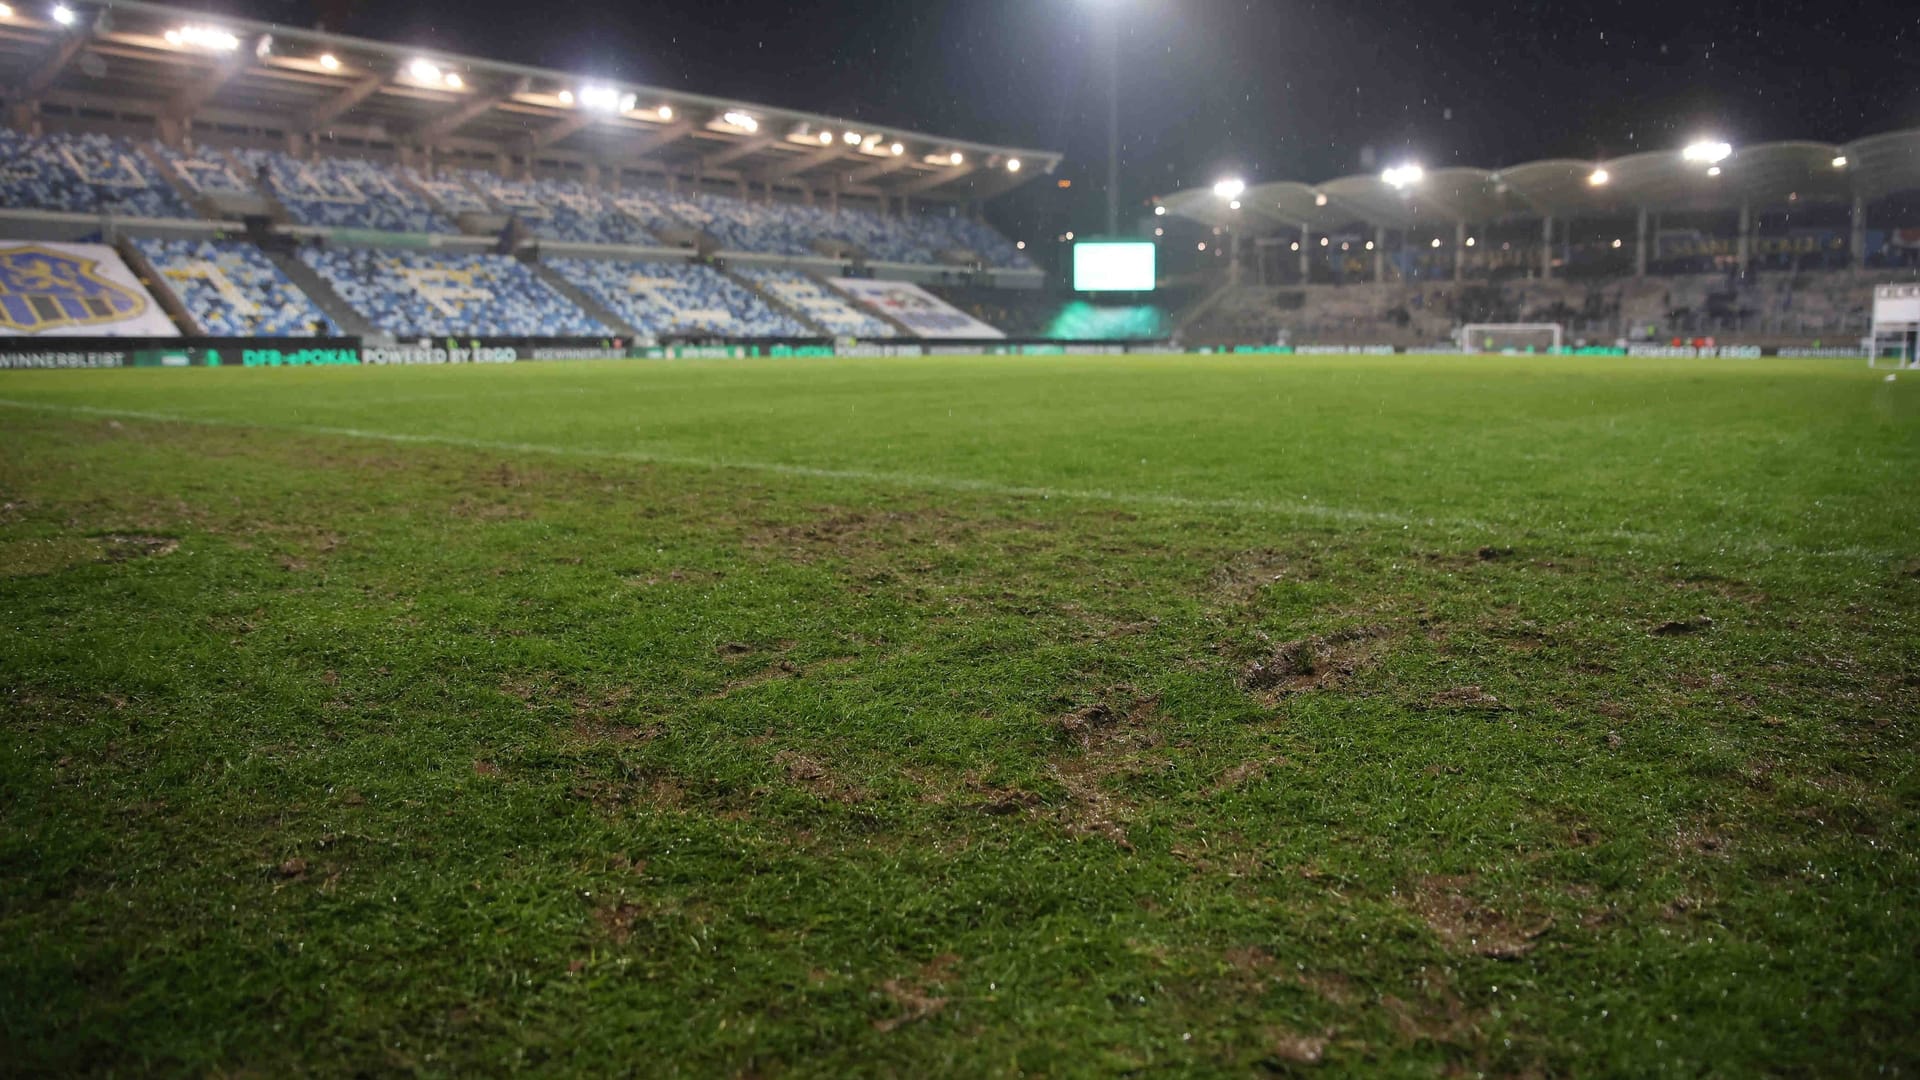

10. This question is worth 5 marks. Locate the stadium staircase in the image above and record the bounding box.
[116,236,204,336]
[813,274,918,338]
[525,259,641,338]
[259,245,383,342]
[718,266,829,337]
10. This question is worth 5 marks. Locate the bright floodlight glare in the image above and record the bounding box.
[0,5,13,17]
[1588,167,1610,186]
[319,52,340,70]
[172,25,240,51]
[1832,155,1848,168]
[817,131,833,145]
[1612,238,1623,248]
[1682,140,1732,164]
[1381,164,1424,189]
[657,105,674,120]
[1015,241,1025,250]
[409,59,440,82]
[51,4,74,25]
[1211,178,1246,200]
[1065,231,1075,240]
[1431,238,1442,248]
[889,142,904,156]
[579,86,623,112]
[723,110,758,132]
[1313,192,1328,207]
[1007,158,1022,173]
[1153,205,1166,216]
[843,131,862,145]
[1197,242,1207,251]
[618,93,637,112]
[1466,237,1476,247]
[1364,240,1374,251]
[950,151,964,165]
[557,89,574,105]
[1290,241,1300,251]
[1706,165,1722,177]
[1320,237,1329,247]
[1228,200,1240,210]
[1155,227,1164,236]
[444,73,463,89]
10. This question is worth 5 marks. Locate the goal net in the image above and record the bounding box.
[1459,323,1564,355]
[1869,284,1919,369]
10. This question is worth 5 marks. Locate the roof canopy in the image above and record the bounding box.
[1160,130,1920,233]
[0,0,1061,202]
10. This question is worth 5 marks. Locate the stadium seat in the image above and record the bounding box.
[736,268,896,338]
[134,238,334,337]
[547,258,810,338]
[301,248,605,338]
[153,144,256,198]
[0,130,196,219]
[453,172,657,246]
[235,149,457,235]
[405,169,493,217]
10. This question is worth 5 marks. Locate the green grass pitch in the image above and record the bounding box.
[1,354,1916,1076]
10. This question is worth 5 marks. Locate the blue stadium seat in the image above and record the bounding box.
[301,247,605,338]
[548,258,809,337]
[153,144,256,198]
[453,172,657,245]
[236,149,456,235]
[735,268,896,338]
[134,238,334,337]
[0,130,196,219]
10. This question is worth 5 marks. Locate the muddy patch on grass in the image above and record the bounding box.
[98,534,180,561]
[1263,1030,1331,1066]
[1428,686,1508,712]
[772,749,867,804]
[1050,757,1137,849]
[746,505,1015,565]
[1401,875,1552,960]
[872,954,960,1033]
[711,654,859,700]
[1210,548,1313,604]
[1240,626,1391,698]
[1047,686,1163,751]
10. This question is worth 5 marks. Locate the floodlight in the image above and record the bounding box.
[1228,200,1240,210]
[890,142,904,156]
[1706,165,1722,177]
[1364,240,1374,251]
[950,151,964,165]
[657,105,674,120]
[1154,227,1163,236]
[1466,236,1476,247]
[171,25,241,52]
[1015,241,1025,250]
[1153,204,1166,216]
[1430,238,1442,248]
[557,89,574,105]
[1314,193,1328,207]
[0,5,13,17]
[1588,168,1610,186]
[723,110,758,132]
[1832,155,1847,168]
[1612,238,1623,248]
[319,52,340,70]
[255,34,273,58]
[1319,237,1328,247]
[1064,231,1075,240]
[1197,242,1207,251]
[51,4,73,26]
[1682,140,1732,164]
[444,72,463,89]
[1007,158,1022,173]
[843,131,862,145]
[579,86,623,112]
[409,59,441,82]
[1212,178,1246,200]
[1290,241,1299,251]
[1382,164,1424,189]
[818,131,833,145]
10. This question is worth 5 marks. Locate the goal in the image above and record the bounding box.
[1459,323,1564,355]
[1869,284,1919,368]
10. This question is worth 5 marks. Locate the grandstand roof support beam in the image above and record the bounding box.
[18,14,99,99]
[615,119,698,166]
[895,163,980,197]
[843,153,917,186]
[415,77,530,144]
[302,73,386,134]
[527,112,593,152]
[168,58,252,124]
[703,133,781,170]
[756,144,849,184]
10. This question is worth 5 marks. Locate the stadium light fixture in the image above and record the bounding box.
[1212,178,1246,200]
[1341,242,1350,251]
[408,59,441,83]
[1588,167,1610,186]
[1364,240,1374,251]
[557,90,574,105]
[1016,241,1025,250]
[1065,231,1075,241]
[579,87,626,112]
[722,110,759,132]
[1228,200,1241,210]
[0,4,12,17]
[445,72,464,90]
[1314,192,1329,207]
[1381,164,1424,189]
[890,142,904,156]
[164,25,240,52]
[1320,237,1329,247]
[51,4,74,25]
[1682,140,1732,165]
[817,130,833,145]
[1832,155,1848,168]
[843,130,863,145]
[1466,236,1476,247]
[1197,242,1207,251]
[1007,158,1022,173]
[1290,241,1300,251]
[1153,204,1166,216]
[1155,227,1164,237]
[1612,238,1623,249]
[1706,165,1722,177]
[318,52,340,71]
[657,105,674,120]
[950,151,965,166]
[1431,238,1443,248]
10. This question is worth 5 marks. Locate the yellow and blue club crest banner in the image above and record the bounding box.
[0,243,177,337]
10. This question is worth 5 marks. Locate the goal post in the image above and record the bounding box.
[1869,284,1920,369]
[1458,323,1565,355]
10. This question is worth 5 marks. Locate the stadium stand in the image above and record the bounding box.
[548,258,811,338]
[135,238,335,337]
[153,144,255,199]
[301,248,605,338]
[665,191,817,257]
[235,149,456,235]
[0,130,195,219]
[737,268,898,338]
[405,169,493,218]
[453,173,657,246]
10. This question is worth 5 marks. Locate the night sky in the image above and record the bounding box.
[217,0,1916,243]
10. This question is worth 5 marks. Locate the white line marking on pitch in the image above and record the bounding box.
[0,397,1891,561]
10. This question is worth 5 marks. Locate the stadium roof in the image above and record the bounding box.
[1158,129,1920,233]
[0,0,1061,203]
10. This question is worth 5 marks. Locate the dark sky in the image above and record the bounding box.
[215,0,1917,241]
